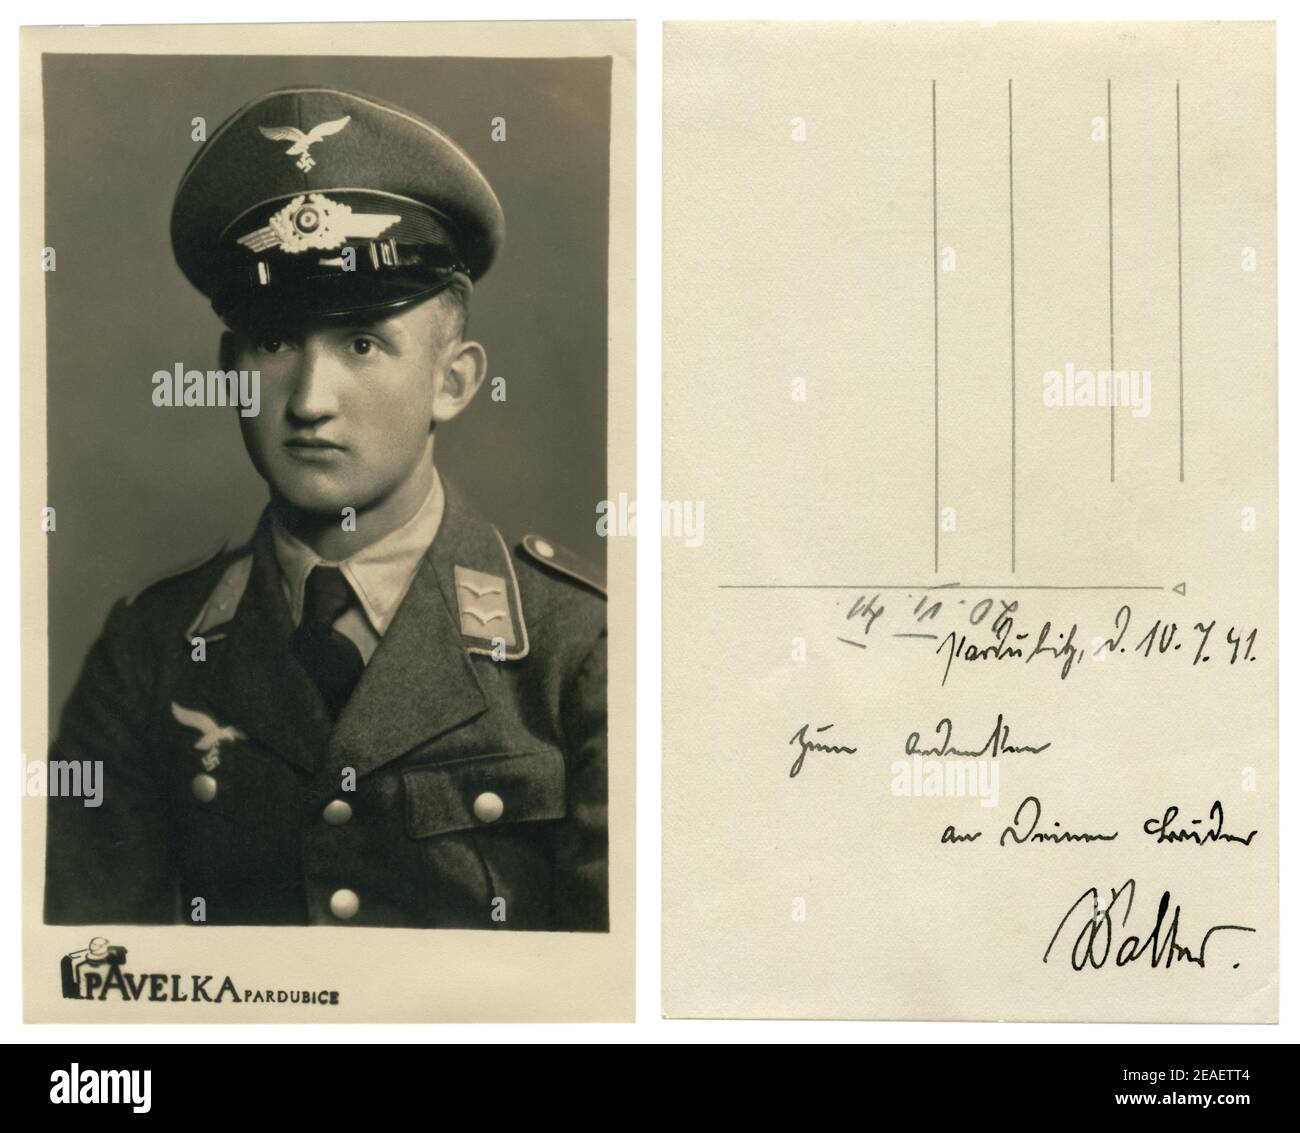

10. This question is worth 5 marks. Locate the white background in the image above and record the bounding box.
[2,0,1292,1044]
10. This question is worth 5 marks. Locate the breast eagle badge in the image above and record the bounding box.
[257,115,351,172]
[236,193,401,255]
[171,702,245,771]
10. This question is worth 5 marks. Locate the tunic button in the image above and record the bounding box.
[191,773,218,803]
[322,799,353,825]
[473,791,504,823]
[532,538,555,558]
[329,889,360,920]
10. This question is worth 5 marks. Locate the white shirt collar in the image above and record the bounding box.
[271,472,445,635]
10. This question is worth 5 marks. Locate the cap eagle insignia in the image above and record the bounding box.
[257,115,352,172]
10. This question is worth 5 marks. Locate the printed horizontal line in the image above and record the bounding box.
[719,584,1172,592]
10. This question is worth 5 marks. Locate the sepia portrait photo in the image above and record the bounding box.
[23,21,634,1022]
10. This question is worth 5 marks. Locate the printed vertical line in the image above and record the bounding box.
[1176,81,1185,482]
[1107,79,1115,483]
[932,79,939,573]
[1009,79,1017,574]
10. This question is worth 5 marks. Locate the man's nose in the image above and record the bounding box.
[284,342,343,424]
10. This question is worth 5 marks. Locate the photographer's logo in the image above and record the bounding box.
[55,937,341,1006]
[60,937,126,999]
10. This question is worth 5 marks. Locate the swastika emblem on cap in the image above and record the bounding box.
[257,115,351,172]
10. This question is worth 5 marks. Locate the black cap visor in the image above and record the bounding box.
[215,266,464,329]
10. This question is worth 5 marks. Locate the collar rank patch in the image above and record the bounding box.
[454,565,517,647]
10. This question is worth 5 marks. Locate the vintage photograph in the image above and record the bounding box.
[34,44,623,941]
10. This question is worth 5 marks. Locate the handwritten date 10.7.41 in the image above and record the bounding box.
[933,608,1259,685]
[840,593,1263,683]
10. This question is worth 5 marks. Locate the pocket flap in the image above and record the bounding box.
[403,749,566,839]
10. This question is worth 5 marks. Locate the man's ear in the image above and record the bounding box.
[219,330,238,373]
[432,340,488,424]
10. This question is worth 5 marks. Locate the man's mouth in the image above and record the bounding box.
[283,436,348,461]
[284,436,346,450]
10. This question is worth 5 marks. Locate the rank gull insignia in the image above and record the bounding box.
[454,565,516,645]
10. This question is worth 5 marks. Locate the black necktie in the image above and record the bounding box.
[291,566,365,718]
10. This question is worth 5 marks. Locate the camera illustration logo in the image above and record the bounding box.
[60,937,128,999]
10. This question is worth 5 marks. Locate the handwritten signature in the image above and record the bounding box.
[1043,878,1255,970]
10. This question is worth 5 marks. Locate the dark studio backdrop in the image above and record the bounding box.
[43,53,610,719]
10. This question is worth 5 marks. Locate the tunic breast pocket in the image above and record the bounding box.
[402,749,567,839]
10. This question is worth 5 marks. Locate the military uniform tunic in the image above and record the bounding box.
[44,480,608,931]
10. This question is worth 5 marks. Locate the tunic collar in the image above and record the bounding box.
[270,471,445,635]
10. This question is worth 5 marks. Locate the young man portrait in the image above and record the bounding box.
[43,82,610,932]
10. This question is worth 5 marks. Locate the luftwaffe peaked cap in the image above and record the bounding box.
[171,87,505,322]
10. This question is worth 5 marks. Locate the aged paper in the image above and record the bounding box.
[663,22,1276,1021]
[22,21,634,1022]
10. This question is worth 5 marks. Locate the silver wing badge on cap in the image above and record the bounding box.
[236,194,401,255]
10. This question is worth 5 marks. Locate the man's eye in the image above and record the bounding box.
[350,338,375,356]
[257,338,284,354]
